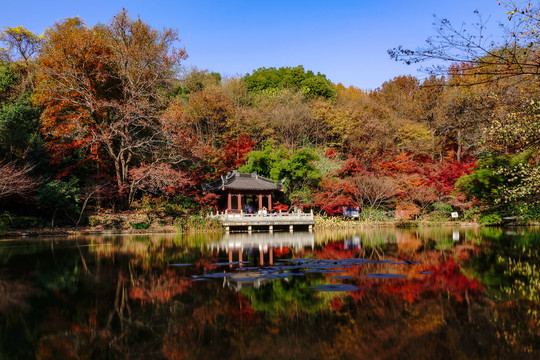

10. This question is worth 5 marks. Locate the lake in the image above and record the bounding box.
[0,227,538,359]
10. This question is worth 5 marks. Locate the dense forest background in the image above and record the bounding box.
[1,3,540,229]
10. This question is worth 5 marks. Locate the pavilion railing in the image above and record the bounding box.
[208,210,314,222]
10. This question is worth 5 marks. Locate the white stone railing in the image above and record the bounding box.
[208,210,314,221]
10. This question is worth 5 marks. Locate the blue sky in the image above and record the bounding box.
[1,1,509,89]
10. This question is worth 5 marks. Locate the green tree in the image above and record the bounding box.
[244,65,336,99]
[36,177,80,226]
[240,143,321,205]
[456,150,540,218]
[0,96,41,160]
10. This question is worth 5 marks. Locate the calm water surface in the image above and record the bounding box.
[0,227,539,359]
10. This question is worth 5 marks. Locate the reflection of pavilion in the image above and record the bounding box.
[210,233,315,291]
[210,232,315,266]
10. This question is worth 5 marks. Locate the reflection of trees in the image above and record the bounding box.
[467,227,540,354]
[242,277,325,319]
[0,280,34,312]
[0,229,538,358]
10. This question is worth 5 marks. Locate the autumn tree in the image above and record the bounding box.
[434,84,485,162]
[177,67,221,96]
[185,85,234,146]
[34,11,186,204]
[352,174,398,218]
[253,89,323,149]
[0,26,41,63]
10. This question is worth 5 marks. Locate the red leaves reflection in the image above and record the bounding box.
[422,258,484,302]
[295,241,484,306]
[129,269,190,305]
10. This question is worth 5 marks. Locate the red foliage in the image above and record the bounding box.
[423,258,484,302]
[330,296,344,310]
[325,148,338,159]
[218,134,256,172]
[314,242,357,260]
[337,157,366,178]
[314,178,357,215]
[422,158,476,195]
[196,192,220,209]
[376,153,420,175]
[382,281,424,304]
[272,202,289,212]
[230,294,257,323]
[273,247,290,257]
[395,202,421,220]
[129,269,190,305]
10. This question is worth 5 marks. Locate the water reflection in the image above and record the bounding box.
[0,227,538,359]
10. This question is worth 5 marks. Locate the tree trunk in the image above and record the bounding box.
[456,128,462,162]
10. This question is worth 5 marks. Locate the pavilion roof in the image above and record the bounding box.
[205,170,284,192]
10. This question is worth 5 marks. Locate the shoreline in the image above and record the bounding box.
[3,218,540,239]
[0,221,491,239]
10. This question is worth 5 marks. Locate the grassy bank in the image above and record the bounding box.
[313,215,479,229]
[0,210,222,237]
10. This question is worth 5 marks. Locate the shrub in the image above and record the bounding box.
[359,207,389,221]
[395,202,421,220]
[479,213,502,225]
[0,212,45,230]
[88,215,100,227]
[432,201,453,215]
[129,221,151,230]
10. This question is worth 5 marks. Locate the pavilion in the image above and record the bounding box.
[204,170,285,213]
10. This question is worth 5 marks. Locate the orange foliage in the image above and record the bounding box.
[395,202,421,220]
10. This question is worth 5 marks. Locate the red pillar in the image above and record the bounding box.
[267,194,272,212]
[238,249,243,268]
[227,192,232,211]
[229,249,233,268]
[259,249,263,266]
[237,194,242,212]
[269,248,273,266]
[258,194,263,210]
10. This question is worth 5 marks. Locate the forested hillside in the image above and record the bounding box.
[1,4,539,229]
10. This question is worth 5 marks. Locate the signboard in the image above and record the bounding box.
[451,212,459,219]
[343,206,359,218]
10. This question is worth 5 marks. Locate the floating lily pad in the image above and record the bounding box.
[169,263,192,267]
[419,271,433,274]
[404,259,421,265]
[365,273,406,279]
[312,284,359,292]
[331,275,354,279]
